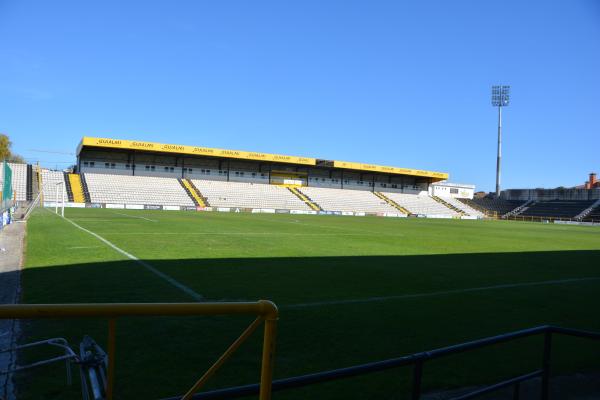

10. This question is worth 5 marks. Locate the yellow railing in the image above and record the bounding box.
[37,163,44,203]
[459,199,497,218]
[289,187,320,211]
[504,215,586,223]
[0,301,278,400]
[182,179,207,207]
[68,174,85,203]
[373,192,410,215]
[430,196,465,216]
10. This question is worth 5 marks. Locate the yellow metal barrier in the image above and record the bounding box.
[0,301,278,400]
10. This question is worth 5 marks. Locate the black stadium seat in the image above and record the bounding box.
[519,200,595,219]
[466,198,525,216]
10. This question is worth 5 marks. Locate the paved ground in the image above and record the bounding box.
[0,222,25,400]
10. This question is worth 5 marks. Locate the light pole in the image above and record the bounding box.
[491,85,510,197]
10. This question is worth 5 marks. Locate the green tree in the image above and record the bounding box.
[0,134,25,163]
[0,134,10,160]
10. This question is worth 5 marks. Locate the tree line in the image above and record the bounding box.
[0,134,25,163]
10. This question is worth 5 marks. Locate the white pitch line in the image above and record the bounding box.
[283,276,600,310]
[93,232,384,236]
[111,212,157,222]
[69,219,120,222]
[53,211,203,301]
[67,245,104,250]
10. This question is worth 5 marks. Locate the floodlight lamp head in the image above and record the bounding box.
[491,85,510,107]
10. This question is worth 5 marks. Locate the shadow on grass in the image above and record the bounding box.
[5,250,600,399]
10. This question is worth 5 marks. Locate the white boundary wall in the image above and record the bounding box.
[40,203,466,220]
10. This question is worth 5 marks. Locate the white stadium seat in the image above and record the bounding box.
[192,180,311,210]
[381,192,459,217]
[5,163,28,202]
[41,170,68,202]
[300,187,398,213]
[85,173,195,207]
[440,196,485,217]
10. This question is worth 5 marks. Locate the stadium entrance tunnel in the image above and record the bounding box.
[4,250,600,399]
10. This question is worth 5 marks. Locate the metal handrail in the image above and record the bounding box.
[0,302,278,400]
[160,325,600,400]
[0,198,14,213]
[503,214,600,224]
[0,338,76,381]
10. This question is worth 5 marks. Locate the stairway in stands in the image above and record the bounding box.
[31,165,40,202]
[431,196,464,216]
[576,198,600,221]
[373,192,410,215]
[179,178,210,207]
[79,173,92,202]
[504,200,533,217]
[458,198,495,217]
[63,172,74,202]
[581,201,600,222]
[68,173,86,203]
[289,187,322,211]
[466,198,527,217]
[26,164,33,201]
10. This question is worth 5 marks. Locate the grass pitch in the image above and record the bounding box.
[17,208,600,399]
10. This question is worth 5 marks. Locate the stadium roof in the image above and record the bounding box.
[77,136,449,180]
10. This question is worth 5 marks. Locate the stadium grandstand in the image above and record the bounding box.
[3,137,600,223]
[6,136,492,218]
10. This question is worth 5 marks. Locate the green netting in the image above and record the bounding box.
[2,160,12,205]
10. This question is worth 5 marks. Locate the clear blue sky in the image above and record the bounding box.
[1,1,599,191]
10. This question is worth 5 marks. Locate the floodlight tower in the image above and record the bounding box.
[491,85,510,197]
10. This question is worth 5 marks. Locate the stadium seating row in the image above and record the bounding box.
[440,196,485,217]
[85,173,195,207]
[382,192,459,216]
[518,200,595,219]
[41,170,69,202]
[7,163,28,202]
[192,179,311,211]
[299,186,398,214]
[462,198,526,216]
[582,204,600,222]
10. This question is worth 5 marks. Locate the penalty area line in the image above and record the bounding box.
[284,276,600,310]
[110,211,158,222]
[52,210,203,301]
